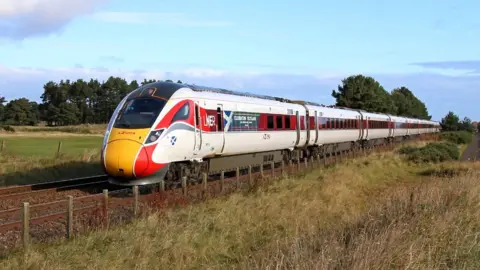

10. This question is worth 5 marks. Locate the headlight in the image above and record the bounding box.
[145,129,163,144]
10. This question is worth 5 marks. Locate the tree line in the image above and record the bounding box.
[440,111,477,133]
[0,74,474,131]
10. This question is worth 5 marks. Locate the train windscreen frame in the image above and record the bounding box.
[113,97,166,129]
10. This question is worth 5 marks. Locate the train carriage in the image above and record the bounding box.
[305,105,362,146]
[101,81,440,187]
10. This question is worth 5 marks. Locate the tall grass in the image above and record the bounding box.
[2,150,479,269]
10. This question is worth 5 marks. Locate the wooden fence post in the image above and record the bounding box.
[281,160,285,177]
[66,196,73,239]
[181,177,187,196]
[248,165,253,187]
[103,189,109,229]
[133,186,139,217]
[159,180,165,192]
[56,141,62,157]
[220,171,225,193]
[22,202,30,250]
[236,167,240,189]
[202,173,208,199]
[271,161,275,178]
[260,164,264,179]
[0,139,5,153]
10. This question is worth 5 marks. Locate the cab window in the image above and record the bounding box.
[171,102,190,123]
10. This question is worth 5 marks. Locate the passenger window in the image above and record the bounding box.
[171,102,190,123]
[276,116,283,129]
[285,116,291,129]
[267,115,274,129]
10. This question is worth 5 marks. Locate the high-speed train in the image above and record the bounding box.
[101,81,440,186]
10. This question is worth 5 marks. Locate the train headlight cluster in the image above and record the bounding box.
[145,129,163,144]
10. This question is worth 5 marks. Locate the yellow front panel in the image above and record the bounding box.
[107,128,150,144]
[104,128,150,177]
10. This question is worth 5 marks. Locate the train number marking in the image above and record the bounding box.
[263,133,270,140]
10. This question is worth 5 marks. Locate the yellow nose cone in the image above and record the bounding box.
[104,139,142,178]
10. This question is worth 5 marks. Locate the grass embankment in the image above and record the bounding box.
[1,138,479,269]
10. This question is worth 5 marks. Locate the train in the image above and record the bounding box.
[101,81,441,186]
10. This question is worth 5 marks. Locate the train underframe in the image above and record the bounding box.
[156,133,427,189]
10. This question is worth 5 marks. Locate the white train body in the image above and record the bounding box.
[102,82,441,185]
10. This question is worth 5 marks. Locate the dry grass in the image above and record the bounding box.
[1,145,479,269]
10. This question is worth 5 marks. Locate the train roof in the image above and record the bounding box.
[185,83,325,106]
[138,81,440,124]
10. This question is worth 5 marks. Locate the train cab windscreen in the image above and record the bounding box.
[113,98,166,129]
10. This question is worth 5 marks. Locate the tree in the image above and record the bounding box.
[390,87,430,120]
[331,74,397,114]
[3,98,39,125]
[0,96,6,123]
[440,111,474,132]
[440,111,460,131]
[459,117,475,132]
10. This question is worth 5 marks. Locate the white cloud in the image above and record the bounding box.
[0,0,108,39]
[91,12,233,27]
[0,65,478,121]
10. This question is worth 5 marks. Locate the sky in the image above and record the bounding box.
[0,0,479,121]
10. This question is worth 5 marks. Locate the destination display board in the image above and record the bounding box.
[229,112,260,131]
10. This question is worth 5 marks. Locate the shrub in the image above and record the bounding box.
[439,131,473,145]
[1,125,15,133]
[399,142,459,163]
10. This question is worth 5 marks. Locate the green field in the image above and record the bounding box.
[1,136,103,157]
[0,135,105,186]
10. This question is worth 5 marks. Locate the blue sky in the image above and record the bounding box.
[0,0,479,121]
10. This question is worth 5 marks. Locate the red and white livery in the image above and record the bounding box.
[102,81,440,186]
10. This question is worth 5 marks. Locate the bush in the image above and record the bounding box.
[439,131,473,145]
[399,142,459,163]
[1,125,15,133]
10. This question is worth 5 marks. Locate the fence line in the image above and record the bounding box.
[0,139,63,156]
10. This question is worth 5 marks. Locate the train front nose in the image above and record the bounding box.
[103,139,149,178]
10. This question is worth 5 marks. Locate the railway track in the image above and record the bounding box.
[0,175,109,196]
[0,175,127,212]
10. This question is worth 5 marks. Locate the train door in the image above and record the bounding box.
[357,111,364,140]
[388,117,393,137]
[314,110,319,144]
[193,101,202,153]
[406,119,410,136]
[365,117,371,140]
[295,110,300,146]
[217,104,226,153]
[305,109,310,147]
